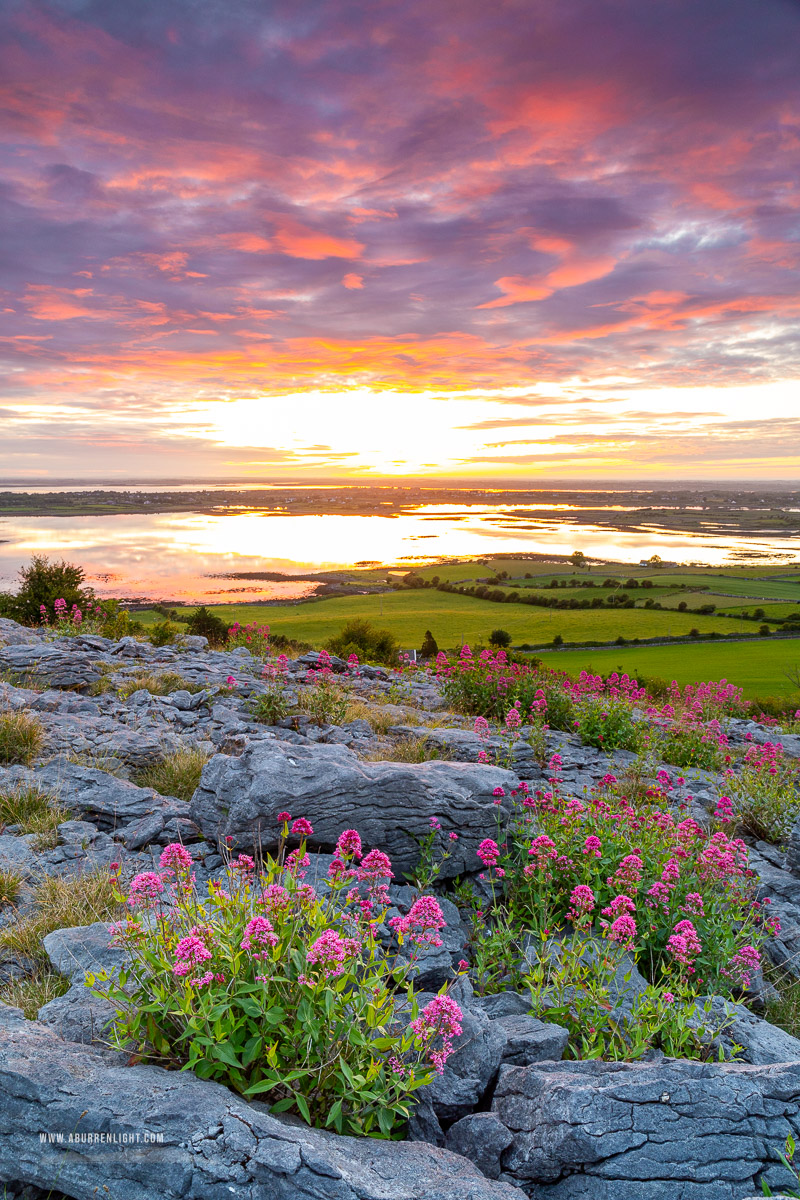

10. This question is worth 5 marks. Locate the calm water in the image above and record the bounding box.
[1,501,798,603]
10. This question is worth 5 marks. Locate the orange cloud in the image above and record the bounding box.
[342,273,363,289]
[272,220,364,260]
[221,233,272,253]
[26,286,98,321]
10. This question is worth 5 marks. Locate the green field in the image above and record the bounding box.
[137,590,745,649]
[536,639,800,700]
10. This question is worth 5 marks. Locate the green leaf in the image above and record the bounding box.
[295,1094,311,1125]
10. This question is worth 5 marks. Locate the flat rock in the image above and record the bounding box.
[0,1005,518,1200]
[190,739,516,879]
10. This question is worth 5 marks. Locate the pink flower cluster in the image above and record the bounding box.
[410,994,463,1073]
[389,896,446,949]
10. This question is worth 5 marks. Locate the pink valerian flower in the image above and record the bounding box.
[723,944,761,990]
[172,934,213,977]
[505,706,522,732]
[230,854,256,875]
[474,716,490,742]
[159,843,193,876]
[606,914,637,947]
[291,818,314,837]
[316,648,332,670]
[477,750,489,763]
[660,858,682,887]
[566,885,596,923]
[430,817,442,831]
[493,787,506,797]
[714,796,734,823]
[662,991,676,1004]
[327,857,347,881]
[411,994,463,1074]
[347,653,360,673]
[225,676,236,688]
[357,849,393,883]
[609,854,643,891]
[389,895,447,948]
[457,959,470,972]
[240,916,279,957]
[583,835,602,858]
[277,811,291,823]
[189,971,215,988]
[645,881,671,911]
[259,883,291,912]
[667,919,702,968]
[528,835,557,861]
[126,871,165,908]
[285,849,310,878]
[305,929,360,978]
[601,894,636,920]
[681,892,705,917]
[335,829,363,860]
[477,838,500,867]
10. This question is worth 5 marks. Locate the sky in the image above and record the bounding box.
[1,0,800,482]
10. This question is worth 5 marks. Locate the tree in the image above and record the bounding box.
[186,606,229,647]
[327,618,399,665]
[488,629,512,648]
[647,554,663,568]
[419,630,439,658]
[569,550,587,569]
[0,555,94,625]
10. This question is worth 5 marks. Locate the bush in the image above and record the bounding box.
[298,670,348,726]
[0,555,94,626]
[186,606,229,647]
[419,630,439,658]
[149,618,180,647]
[326,619,399,665]
[574,695,640,752]
[228,621,271,657]
[91,831,462,1137]
[0,709,44,765]
[553,633,564,646]
[488,629,512,648]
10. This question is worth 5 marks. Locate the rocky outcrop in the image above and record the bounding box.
[0,1004,518,1200]
[490,1057,800,1197]
[190,739,516,878]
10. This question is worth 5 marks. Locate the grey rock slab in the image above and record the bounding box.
[492,1057,800,1197]
[190,739,516,879]
[0,1006,517,1200]
[445,1113,514,1180]
[4,761,185,828]
[493,1014,568,1067]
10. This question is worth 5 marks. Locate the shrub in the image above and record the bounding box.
[362,736,448,763]
[574,695,640,753]
[134,748,210,803]
[488,629,512,648]
[0,555,93,626]
[248,677,293,726]
[722,742,800,844]
[149,618,180,647]
[0,785,70,849]
[298,661,348,726]
[0,709,44,765]
[326,619,398,665]
[186,606,229,647]
[419,630,439,658]
[228,621,271,657]
[552,633,564,646]
[91,830,462,1137]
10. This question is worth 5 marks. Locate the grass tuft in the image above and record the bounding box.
[343,700,396,734]
[0,785,70,850]
[117,671,204,699]
[0,869,122,965]
[0,709,45,765]
[0,868,22,906]
[361,735,449,763]
[0,968,70,1020]
[133,746,209,801]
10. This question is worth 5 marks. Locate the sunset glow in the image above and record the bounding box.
[2,0,799,479]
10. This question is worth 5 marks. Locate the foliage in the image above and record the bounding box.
[327,618,399,665]
[248,661,294,725]
[149,617,181,647]
[0,555,93,626]
[186,605,230,647]
[0,709,44,765]
[574,694,641,752]
[228,621,271,657]
[0,868,22,906]
[721,741,800,844]
[361,736,448,763]
[419,630,439,658]
[488,629,512,648]
[134,748,210,803]
[91,827,462,1137]
[117,671,203,699]
[298,657,349,725]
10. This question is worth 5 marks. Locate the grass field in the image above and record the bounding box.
[136,590,745,649]
[536,639,800,700]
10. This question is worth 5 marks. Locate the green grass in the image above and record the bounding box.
[535,639,800,700]
[133,591,742,649]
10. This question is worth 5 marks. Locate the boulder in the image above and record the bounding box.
[190,740,515,879]
[0,1006,518,1200]
[491,1057,800,1197]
